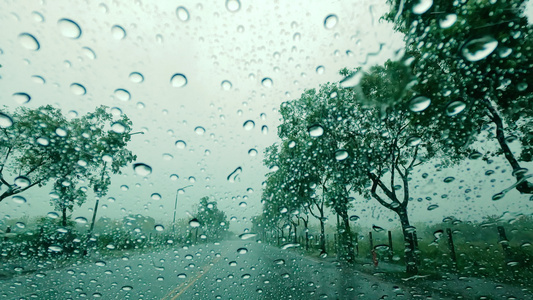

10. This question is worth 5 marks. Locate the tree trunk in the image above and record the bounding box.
[62,206,67,227]
[339,211,355,263]
[319,218,326,252]
[396,206,418,275]
[488,101,533,194]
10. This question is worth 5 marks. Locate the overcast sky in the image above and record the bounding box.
[1,0,532,233]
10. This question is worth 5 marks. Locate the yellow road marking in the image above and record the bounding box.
[161,255,222,300]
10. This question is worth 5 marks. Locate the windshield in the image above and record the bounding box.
[1,0,532,299]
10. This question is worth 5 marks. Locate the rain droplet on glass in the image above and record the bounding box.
[133,163,152,176]
[308,124,324,137]
[461,36,498,62]
[58,18,82,39]
[111,25,126,40]
[18,33,40,51]
[243,120,255,130]
[114,89,131,101]
[70,83,87,95]
[129,72,144,83]
[12,93,31,104]
[176,6,190,21]
[225,0,241,12]
[324,14,338,29]
[171,73,187,87]
[408,96,431,112]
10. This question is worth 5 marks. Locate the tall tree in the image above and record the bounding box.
[195,197,229,241]
[383,0,533,195]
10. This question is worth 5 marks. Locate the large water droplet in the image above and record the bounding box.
[36,137,49,146]
[58,18,82,39]
[461,36,498,62]
[13,93,31,104]
[82,47,96,59]
[248,149,258,156]
[335,150,348,161]
[445,101,466,116]
[189,218,201,228]
[407,136,421,147]
[412,0,433,14]
[47,212,60,219]
[70,83,86,95]
[194,126,205,135]
[14,176,31,188]
[18,33,40,51]
[133,163,152,176]
[171,73,187,87]
[151,193,162,200]
[114,89,131,101]
[243,120,255,130]
[176,6,190,21]
[155,225,165,232]
[31,75,45,84]
[281,243,300,250]
[427,204,439,211]
[48,245,63,252]
[75,217,88,224]
[31,11,44,22]
[261,125,268,134]
[308,125,324,137]
[221,80,232,90]
[129,72,144,83]
[324,14,338,29]
[439,13,457,29]
[316,66,325,74]
[175,140,187,149]
[227,167,242,183]
[238,233,257,240]
[111,122,126,133]
[12,196,27,204]
[0,113,13,128]
[111,25,126,40]
[225,0,241,12]
[349,215,359,221]
[237,248,248,254]
[409,96,431,112]
[372,225,385,232]
[177,274,187,279]
[121,286,133,291]
[261,78,273,88]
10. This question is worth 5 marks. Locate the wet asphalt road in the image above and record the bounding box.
[1,239,527,299]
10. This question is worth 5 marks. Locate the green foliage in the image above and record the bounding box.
[194,197,229,241]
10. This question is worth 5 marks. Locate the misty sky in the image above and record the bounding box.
[1,0,532,233]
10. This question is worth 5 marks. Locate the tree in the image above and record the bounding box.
[51,179,87,227]
[195,197,229,241]
[383,0,533,195]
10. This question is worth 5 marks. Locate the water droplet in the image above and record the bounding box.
[18,33,40,50]
[189,218,201,228]
[261,125,268,134]
[324,14,338,29]
[114,89,131,101]
[239,202,247,207]
[221,80,232,90]
[171,73,187,87]
[248,149,258,156]
[281,243,299,250]
[469,151,482,160]
[194,126,205,135]
[31,11,44,22]
[225,0,241,12]
[308,125,324,137]
[129,72,144,83]
[492,192,505,201]
[409,96,431,112]
[74,217,88,224]
[238,233,257,240]
[316,66,325,74]
[121,286,133,291]
[427,204,439,211]
[412,0,433,14]
[176,6,190,21]
[151,193,161,200]
[155,225,165,231]
[79,47,96,60]
[111,25,126,40]
[47,212,59,219]
[31,75,45,84]
[170,174,179,180]
[58,18,82,39]
[70,83,87,96]
[237,248,248,254]
[227,166,242,183]
[439,13,457,29]
[95,261,106,267]
[443,177,455,183]
[12,196,26,204]
[335,150,348,161]
[461,36,498,62]
[175,140,187,149]
[229,261,237,266]
[349,215,359,221]
[12,93,31,104]
[261,78,273,88]
[243,120,255,130]
[162,153,173,160]
[14,176,31,188]
[133,163,152,176]
[177,273,187,279]
[111,122,126,133]
[372,225,385,232]
[242,274,251,279]
[0,113,13,128]
[446,101,466,116]
[48,245,63,252]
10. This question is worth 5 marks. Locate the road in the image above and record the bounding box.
[0,239,529,299]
